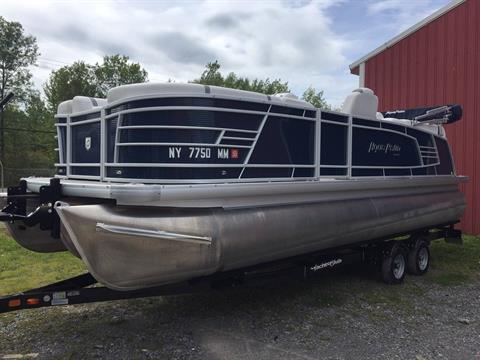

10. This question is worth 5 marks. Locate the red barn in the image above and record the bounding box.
[350,0,479,234]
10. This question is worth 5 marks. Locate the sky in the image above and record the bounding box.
[1,0,452,107]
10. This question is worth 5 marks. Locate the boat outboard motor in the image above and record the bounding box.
[383,104,462,125]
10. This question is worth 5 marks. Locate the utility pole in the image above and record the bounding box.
[0,106,3,166]
[0,91,14,180]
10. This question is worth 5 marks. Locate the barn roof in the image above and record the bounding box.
[349,0,465,73]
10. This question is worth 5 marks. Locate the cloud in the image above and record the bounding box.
[368,0,407,13]
[206,12,251,29]
[152,32,217,65]
[366,0,447,33]
[0,0,450,107]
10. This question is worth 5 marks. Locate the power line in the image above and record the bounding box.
[34,57,71,70]
[38,57,69,65]
[1,143,54,150]
[0,127,56,134]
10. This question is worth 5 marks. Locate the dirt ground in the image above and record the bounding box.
[1,264,479,360]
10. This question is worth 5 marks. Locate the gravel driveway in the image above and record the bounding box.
[1,265,479,360]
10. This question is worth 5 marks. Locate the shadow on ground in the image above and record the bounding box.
[1,262,479,360]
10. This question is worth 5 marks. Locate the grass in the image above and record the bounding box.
[0,226,86,294]
[0,230,478,357]
[427,234,480,285]
[0,225,478,296]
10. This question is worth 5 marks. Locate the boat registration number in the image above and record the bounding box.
[168,146,239,160]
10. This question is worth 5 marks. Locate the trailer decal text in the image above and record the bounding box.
[310,259,343,272]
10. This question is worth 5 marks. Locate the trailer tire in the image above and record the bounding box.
[407,240,430,275]
[381,244,407,284]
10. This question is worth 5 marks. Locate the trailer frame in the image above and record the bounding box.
[0,224,461,314]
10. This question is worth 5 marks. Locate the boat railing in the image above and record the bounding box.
[54,100,455,184]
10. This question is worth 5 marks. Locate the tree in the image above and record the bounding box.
[193,61,332,109]
[192,61,290,94]
[0,17,39,102]
[94,55,148,97]
[24,93,57,166]
[0,16,39,163]
[43,61,97,113]
[2,92,57,185]
[44,54,148,112]
[302,86,331,110]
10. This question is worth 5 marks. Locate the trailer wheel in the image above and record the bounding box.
[407,240,430,275]
[381,244,406,284]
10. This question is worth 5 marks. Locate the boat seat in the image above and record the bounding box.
[342,88,378,119]
[71,96,106,113]
[57,100,73,115]
[58,96,107,115]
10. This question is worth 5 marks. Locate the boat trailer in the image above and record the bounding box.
[0,224,462,314]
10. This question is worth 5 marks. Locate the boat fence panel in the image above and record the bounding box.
[54,115,68,176]
[54,96,456,183]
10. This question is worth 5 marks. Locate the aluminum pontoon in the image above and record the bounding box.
[0,84,467,293]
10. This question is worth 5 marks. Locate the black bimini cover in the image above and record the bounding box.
[383,104,462,124]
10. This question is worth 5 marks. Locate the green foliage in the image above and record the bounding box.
[193,61,331,109]
[192,60,290,95]
[0,223,478,300]
[94,54,148,97]
[195,60,223,86]
[302,86,330,110]
[2,51,148,185]
[43,61,97,113]
[0,16,150,186]
[0,16,40,177]
[44,54,148,112]
[2,92,56,184]
[0,226,85,294]
[0,16,39,102]
[427,235,480,286]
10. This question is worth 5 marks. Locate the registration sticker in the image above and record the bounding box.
[230,149,239,159]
